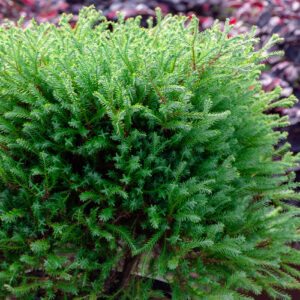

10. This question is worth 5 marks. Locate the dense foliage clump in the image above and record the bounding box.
[0,6,300,299]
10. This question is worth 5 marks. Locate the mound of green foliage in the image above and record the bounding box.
[1,6,300,299]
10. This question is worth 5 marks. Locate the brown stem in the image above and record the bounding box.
[112,211,130,225]
[148,76,166,104]
[0,143,9,153]
[198,51,222,73]
[120,251,141,288]
[191,45,196,71]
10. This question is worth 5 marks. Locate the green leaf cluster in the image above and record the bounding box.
[0,6,300,299]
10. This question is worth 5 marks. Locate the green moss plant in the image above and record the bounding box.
[0,6,300,299]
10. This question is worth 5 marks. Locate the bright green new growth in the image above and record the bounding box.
[0,6,300,299]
